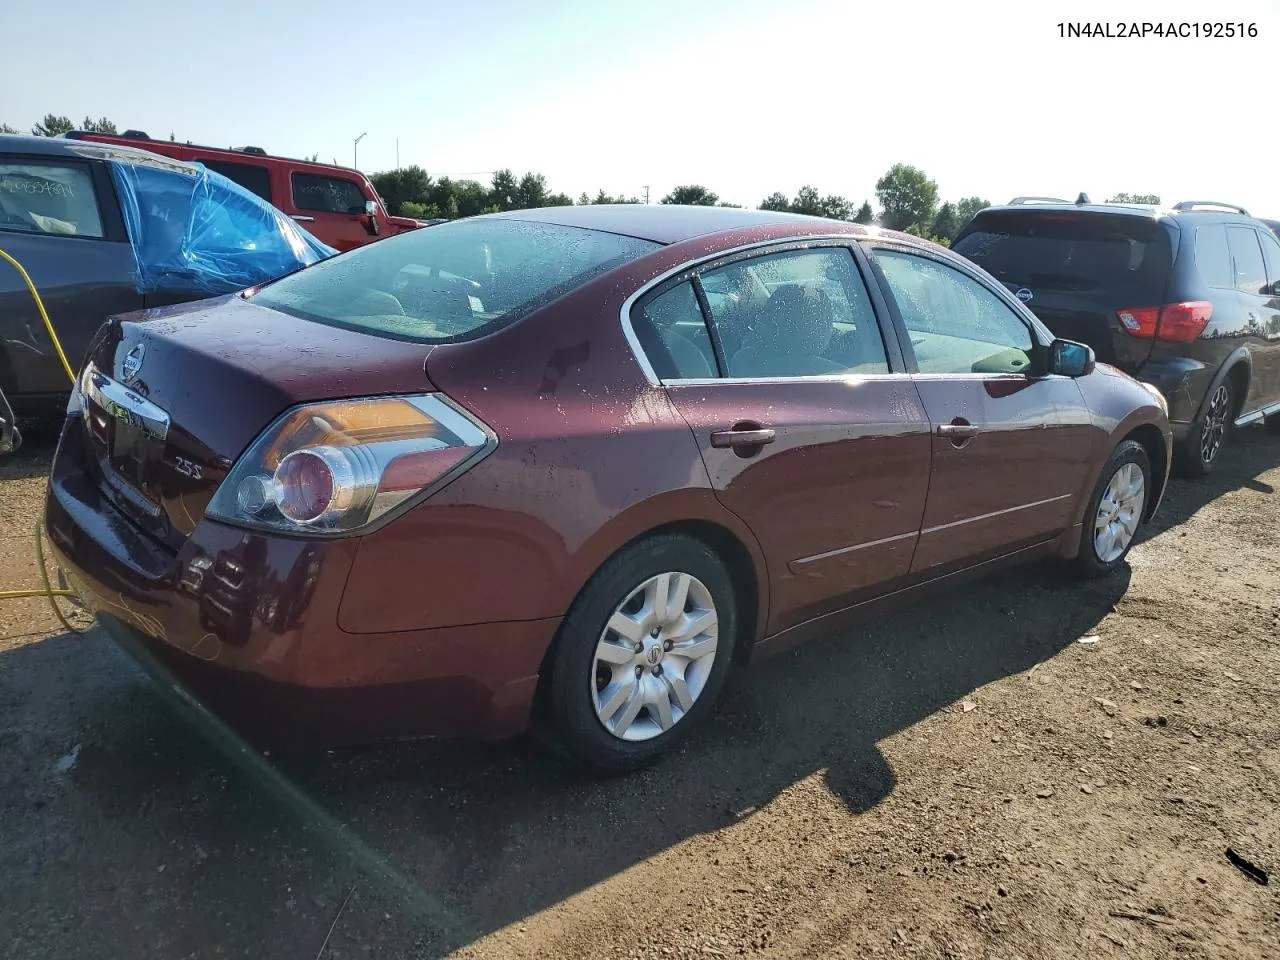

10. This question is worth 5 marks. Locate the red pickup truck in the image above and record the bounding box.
[65,130,422,251]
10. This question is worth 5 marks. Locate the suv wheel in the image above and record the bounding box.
[543,534,738,774]
[1175,379,1234,477]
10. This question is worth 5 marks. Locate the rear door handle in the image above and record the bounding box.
[289,215,316,223]
[710,427,776,448]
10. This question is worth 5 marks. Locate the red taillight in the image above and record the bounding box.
[1117,301,1212,342]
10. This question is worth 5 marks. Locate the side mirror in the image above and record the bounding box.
[363,199,380,236]
[1048,338,1095,377]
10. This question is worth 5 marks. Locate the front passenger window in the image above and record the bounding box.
[873,250,1034,375]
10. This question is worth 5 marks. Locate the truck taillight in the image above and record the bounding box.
[1117,301,1212,342]
[207,395,495,535]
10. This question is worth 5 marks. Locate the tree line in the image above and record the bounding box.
[4,114,1161,240]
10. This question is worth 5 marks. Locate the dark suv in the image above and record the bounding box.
[954,199,1280,475]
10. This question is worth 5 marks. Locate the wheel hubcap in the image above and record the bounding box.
[1093,462,1145,564]
[1200,385,1229,464]
[591,571,719,742]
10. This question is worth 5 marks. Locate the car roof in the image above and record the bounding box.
[488,203,865,244]
[0,132,166,164]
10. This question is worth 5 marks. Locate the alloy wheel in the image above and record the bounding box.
[591,571,719,741]
[1093,462,1146,563]
[1199,384,1230,465]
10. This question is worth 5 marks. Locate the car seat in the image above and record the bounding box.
[729,284,845,377]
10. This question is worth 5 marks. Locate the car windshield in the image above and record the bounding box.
[252,218,661,342]
[953,212,1172,298]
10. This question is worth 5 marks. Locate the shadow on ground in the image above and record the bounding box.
[0,426,1275,958]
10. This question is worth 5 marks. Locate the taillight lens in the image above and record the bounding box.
[207,394,494,535]
[1117,301,1212,342]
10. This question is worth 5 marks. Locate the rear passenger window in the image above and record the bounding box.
[0,162,104,238]
[1228,226,1267,295]
[203,160,272,202]
[701,248,889,379]
[1194,224,1233,289]
[292,173,368,214]
[633,282,718,380]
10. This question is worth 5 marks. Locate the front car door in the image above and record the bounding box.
[288,171,376,252]
[864,244,1096,578]
[629,242,932,635]
[0,154,142,418]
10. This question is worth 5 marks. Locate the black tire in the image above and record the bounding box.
[543,534,738,774]
[1075,439,1151,579]
[1265,413,1280,436]
[1174,378,1234,477]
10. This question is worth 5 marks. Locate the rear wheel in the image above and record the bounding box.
[1075,439,1150,579]
[1174,379,1234,477]
[543,534,738,774]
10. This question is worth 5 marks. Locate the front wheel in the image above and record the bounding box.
[1174,379,1234,477]
[1075,439,1151,579]
[543,534,738,774]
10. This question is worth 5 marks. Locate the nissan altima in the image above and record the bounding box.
[46,205,1171,772]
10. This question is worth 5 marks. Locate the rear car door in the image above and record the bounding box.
[630,242,932,634]
[1237,226,1280,413]
[289,171,376,251]
[0,154,142,418]
[865,244,1095,578]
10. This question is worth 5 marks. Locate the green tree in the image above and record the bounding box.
[790,185,823,216]
[370,165,432,215]
[589,189,640,204]
[452,180,491,218]
[930,201,959,241]
[82,116,116,134]
[819,195,852,220]
[31,114,74,137]
[514,172,549,209]
[489,169,518,210]
[399,201,443,219]
[1107,192,1161,205]
[875,163,939,232]
[0,122,17,135]
[759,191,791,211]
[661,185,719,206]
[952,196,990,232]
[545,191,573,207]
[853,200,874,224]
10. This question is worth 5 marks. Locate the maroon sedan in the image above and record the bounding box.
[45,206,1171,772]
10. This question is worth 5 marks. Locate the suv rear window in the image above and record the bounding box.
[202,160,272,202]
[953,212,1172,300]
[253,218,660,342]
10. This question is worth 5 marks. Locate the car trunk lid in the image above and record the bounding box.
[953,210,1174,371]
[76,294,434,550]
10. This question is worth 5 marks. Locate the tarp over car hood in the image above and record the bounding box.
[84,145,336,297]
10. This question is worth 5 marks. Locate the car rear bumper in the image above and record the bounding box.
[1134,354,1213,432]
[44,452,558,747]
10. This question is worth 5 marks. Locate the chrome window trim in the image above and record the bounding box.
[620,233,881,387]
[663,372,909,387]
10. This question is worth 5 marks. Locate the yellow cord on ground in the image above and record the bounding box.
[0,247,76,385]
[0,248,85,632]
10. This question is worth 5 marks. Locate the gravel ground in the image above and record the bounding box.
[1,427,1277,959]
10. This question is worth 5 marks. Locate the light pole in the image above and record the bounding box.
[353,132,367,170]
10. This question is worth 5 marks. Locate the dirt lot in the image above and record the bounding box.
[1,427,1278,959]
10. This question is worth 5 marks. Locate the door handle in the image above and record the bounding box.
[289,215,316,223]
[710,427,776,448]
[937,419,980,444]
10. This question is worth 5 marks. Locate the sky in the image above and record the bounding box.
[3,0,1279,215]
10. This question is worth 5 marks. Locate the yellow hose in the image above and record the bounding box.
[0,247,76,385]
[0,247,84,632]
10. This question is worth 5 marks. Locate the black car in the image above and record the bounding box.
[954,198,1280,475]
[0,135,329,436]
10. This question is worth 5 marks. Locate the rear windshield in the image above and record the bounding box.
[953,213,1172,299]
[253,218,659,342]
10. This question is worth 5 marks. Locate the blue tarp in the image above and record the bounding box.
[104,151,335,296]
